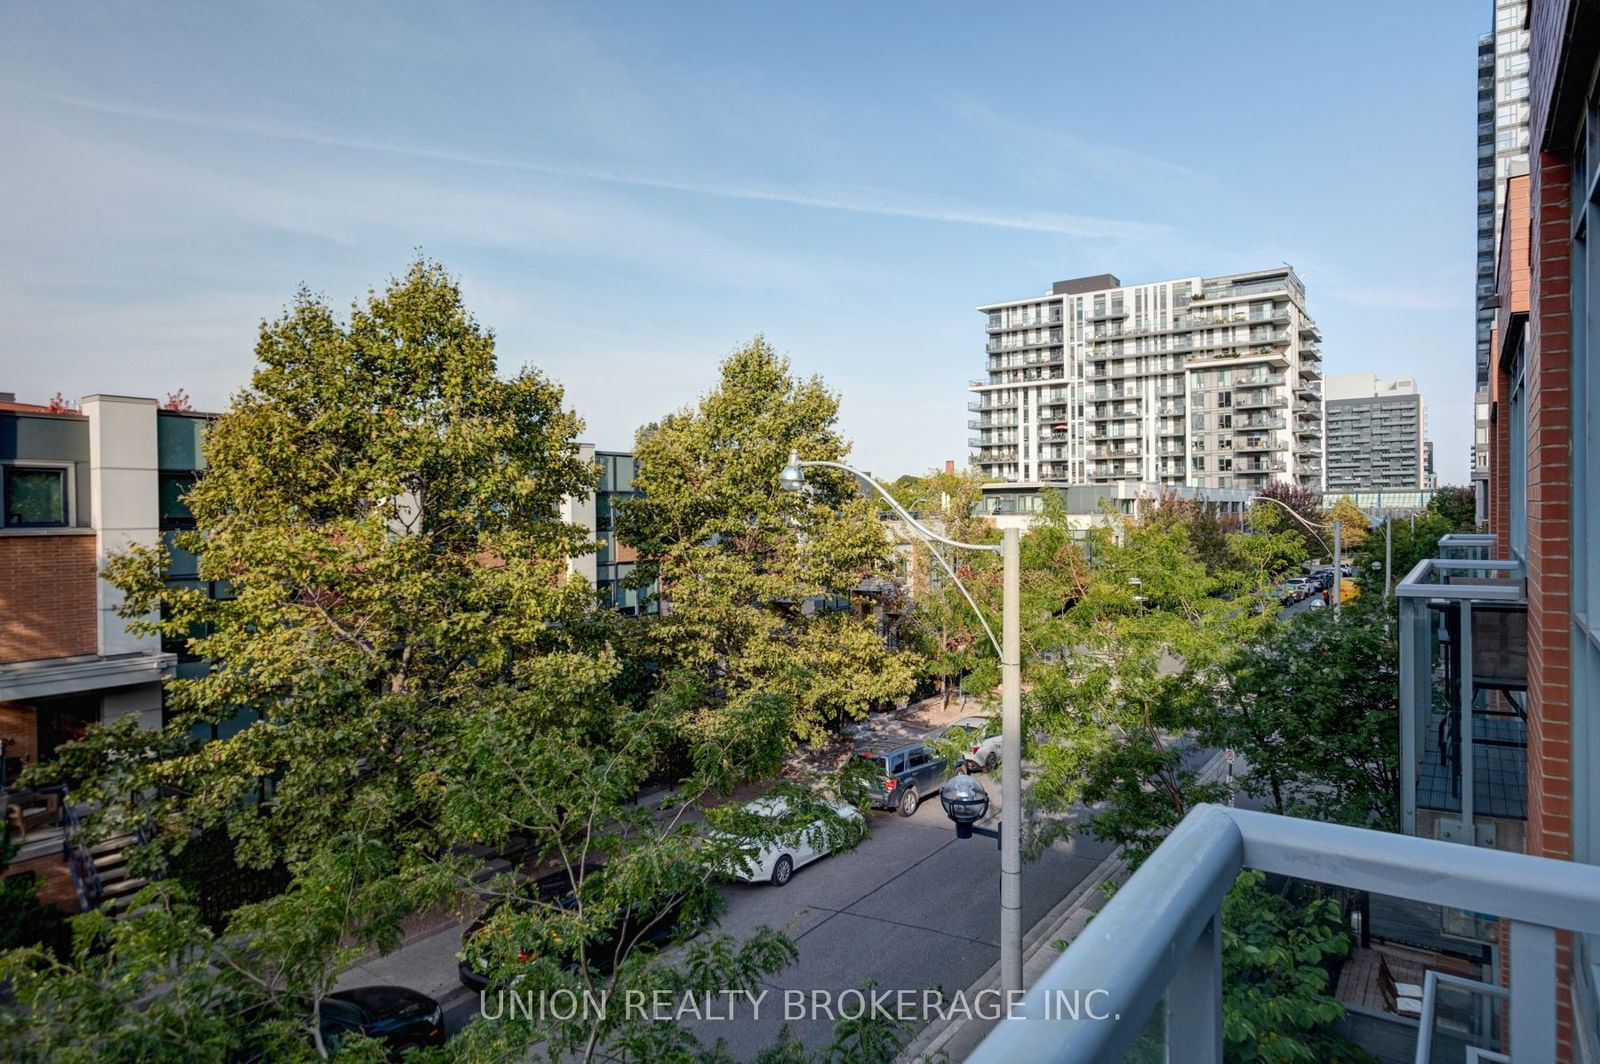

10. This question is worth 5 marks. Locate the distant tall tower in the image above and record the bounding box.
[1323,374,1429,492]
[1473,1,1529,519]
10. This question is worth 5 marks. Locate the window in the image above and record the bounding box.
[908,750,929,770]
[3,466,68,527]
[1217,392,1233,408]
[160,474,197,529]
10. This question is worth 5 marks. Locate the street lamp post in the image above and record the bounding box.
[1333,519,1342,618]
[780,452,1025,997]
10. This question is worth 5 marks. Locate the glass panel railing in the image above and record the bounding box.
[1117,992,1166,1063]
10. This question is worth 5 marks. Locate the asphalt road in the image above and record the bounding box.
[423,777,1118,1058]
[680,789,1116,1059]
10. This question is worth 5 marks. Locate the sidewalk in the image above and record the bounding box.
[336,920,472,1005]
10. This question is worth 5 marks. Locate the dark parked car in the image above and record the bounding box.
[457,865,697,991]
[231,987,444,1060]
[321,986,446,1055]
[857,740,952,816]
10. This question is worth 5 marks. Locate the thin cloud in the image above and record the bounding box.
[941,93,1209,188]
[8,84,1169,243]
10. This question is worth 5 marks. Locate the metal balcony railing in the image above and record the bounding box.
[969,804,1600,1064]
[1398,557,1528,845]
[1437,533,1498,561]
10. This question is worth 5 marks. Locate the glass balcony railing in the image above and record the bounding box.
[1398,557,1527,850]
[967,804,1600,1063]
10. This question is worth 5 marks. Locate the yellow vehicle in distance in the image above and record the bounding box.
[1324,577,1359,605]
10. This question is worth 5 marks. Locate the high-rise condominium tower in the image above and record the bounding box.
[1473,0,1530,520]
[970,267,1324,493]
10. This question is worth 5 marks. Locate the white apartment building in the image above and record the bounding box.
[970,267,1324,493]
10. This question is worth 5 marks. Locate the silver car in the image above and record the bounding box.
[934,714,1002,774]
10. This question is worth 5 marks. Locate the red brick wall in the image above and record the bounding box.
[0,533,98,663]
[1491,355,1511,558]
[1527,146,1577,1060]
[0,701,37,767]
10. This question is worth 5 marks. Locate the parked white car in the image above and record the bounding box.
[718,797,865,887]
[935,715,1002,774]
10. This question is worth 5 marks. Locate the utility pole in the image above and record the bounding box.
[780,452,1024,1001]
[999,526,1023,998]
[1333,519,1343,618]
[1384,517,1393,599]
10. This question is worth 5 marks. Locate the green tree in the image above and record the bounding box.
[1427,485,1478,532]
[1026,507,1372,1063]
[1026,511,1258,862]
[1207,596,1401,829]
[1249,483,1329,561]
[1351,510,1455,597]
[1220,872,1373,1063]
[8,268,863,1062]
[616,338,919,745]
[1326,497,1371,550]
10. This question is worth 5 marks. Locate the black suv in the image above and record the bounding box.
[858,740,951,817]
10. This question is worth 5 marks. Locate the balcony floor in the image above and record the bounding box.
[1417,703,1526,820]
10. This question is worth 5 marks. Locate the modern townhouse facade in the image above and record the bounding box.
[1322,373,1431,493]
[0,394,201,793]
[3,394,653,895]
[971,267,1324,495]
[1474,0,1532,524]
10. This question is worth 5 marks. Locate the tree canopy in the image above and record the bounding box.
[616,337,919,745]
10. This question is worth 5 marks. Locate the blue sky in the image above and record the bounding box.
[1,1,1483,481]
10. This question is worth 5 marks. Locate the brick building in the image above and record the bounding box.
[0,395,211,791]
[1446,1,1600,1057]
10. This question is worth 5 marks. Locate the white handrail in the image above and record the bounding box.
[969,803,1600,1064]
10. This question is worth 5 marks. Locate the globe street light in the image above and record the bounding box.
[940,773,994,841]
[780,450,1025,997]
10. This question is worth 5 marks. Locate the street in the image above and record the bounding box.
[680,790,1114,1058]
[348,772,1119,1057]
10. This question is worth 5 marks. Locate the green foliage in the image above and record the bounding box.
[1208,596,1400,829]
[13,271,883,1061]
[1351,510,1455,598]
[1249,483,1329,560]
[747,982,916,1064]
[1326,497,1371,550]
[1427,485,1478,532]
[1026,510,1263,862]
[617,337,918,745]
[1220,872,1372,1063]
[0,884,297,1063]
[0,839,69,960]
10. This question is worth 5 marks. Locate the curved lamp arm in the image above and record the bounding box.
[781,453,1004,659]
[1246,494,1332,555]
[788,458,1001,554]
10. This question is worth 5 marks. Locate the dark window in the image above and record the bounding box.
[4,466,67,527]
[160,473,197,529]
[908,750,929,770]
